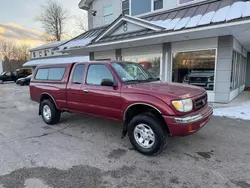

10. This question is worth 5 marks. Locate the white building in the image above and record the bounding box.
[29,40,69,60]
[24,40,89,68]
[53,0,250,103]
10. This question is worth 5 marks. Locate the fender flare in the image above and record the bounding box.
[39,93,58,115]
[123,102,162,121]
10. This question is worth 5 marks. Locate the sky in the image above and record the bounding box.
[0,0,87,47]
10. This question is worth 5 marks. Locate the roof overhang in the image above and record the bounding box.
[78,0,93,10]
[62,19,250,53]
[23,55,89,67]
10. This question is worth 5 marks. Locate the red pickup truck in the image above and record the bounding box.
[30,61,213,155]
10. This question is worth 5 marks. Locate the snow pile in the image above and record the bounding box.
[213,101,250,120]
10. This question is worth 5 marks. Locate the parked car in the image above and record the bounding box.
[16,75,32,86]
[30,61,213,155]
[183,70,214,90]
[16,68,32,78]
[0,71,18,83]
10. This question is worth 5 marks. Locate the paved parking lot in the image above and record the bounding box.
[0,83,250,188]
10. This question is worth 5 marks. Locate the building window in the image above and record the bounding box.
[39,51,42,57]
[172,50,216,91]
[154,0,163,10]
[103,5,113,24]
[44,50,47,56]
[122,0,130,15]
[131,0,151,16]
[123,54,161,79]
[231,51,247,90]
[33,52,36,58]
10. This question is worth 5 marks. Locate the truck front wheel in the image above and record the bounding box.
[41,99,61,125]
[128,114,167,156]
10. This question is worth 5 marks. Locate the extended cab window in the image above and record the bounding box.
[35,68,65,80]
[86,64,113,85]
[35,69,49,80]
[48,68,65,80]
[72,64,85,84]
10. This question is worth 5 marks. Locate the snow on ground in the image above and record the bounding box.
[213,101,250,120]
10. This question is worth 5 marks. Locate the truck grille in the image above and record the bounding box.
[190,77,208,82]
[194,94,207,110]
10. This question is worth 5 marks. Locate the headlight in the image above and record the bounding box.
[183,76,189,82]
[171,98,193,112]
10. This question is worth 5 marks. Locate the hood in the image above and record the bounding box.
[125,81,205,100]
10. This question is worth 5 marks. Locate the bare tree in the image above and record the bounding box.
[42,34,57,43]
[74,15,88,32]
[0,38,30,71]
[13,44,30,61]
[37,0,68,41]
[0,38,30,61]
[0,38,16,60]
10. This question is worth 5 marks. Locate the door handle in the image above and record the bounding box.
[83,89,89,93]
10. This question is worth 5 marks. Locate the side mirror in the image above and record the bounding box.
[101,79,116,87]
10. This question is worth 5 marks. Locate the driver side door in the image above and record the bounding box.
[81,64,122,121]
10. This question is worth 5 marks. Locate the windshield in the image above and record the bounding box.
[111,62,158,83]
[0,72,6,76]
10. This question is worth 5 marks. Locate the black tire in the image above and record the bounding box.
[41,99,61,125]
[128,114,167,156]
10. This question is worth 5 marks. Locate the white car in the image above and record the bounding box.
[183,70,214,90]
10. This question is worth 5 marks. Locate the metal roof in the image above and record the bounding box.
[58,26,107,51]
[143,0,249,30]
[30,40,69,51]
[58,0,250,49]
[92,0,250,44]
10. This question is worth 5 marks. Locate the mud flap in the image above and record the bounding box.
[121,122,128,139]
[39,103,42,115]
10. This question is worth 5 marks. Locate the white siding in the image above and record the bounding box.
[233,38,242,54]
[172,37,218,52]
[243,48,247,58]
[122,44,162,56]
[94,50,116,60]
[111,22,145,36]
[229,88,240,101]
[90,0,121,28]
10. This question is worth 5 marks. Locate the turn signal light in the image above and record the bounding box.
[188,125,193,132]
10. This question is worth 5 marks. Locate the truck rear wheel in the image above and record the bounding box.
[41,99,61,125]
[128,114,166,156]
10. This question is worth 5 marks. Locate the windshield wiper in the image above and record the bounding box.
[124,80,143,83]
[124,78,159,83]
[144,77,160,82]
